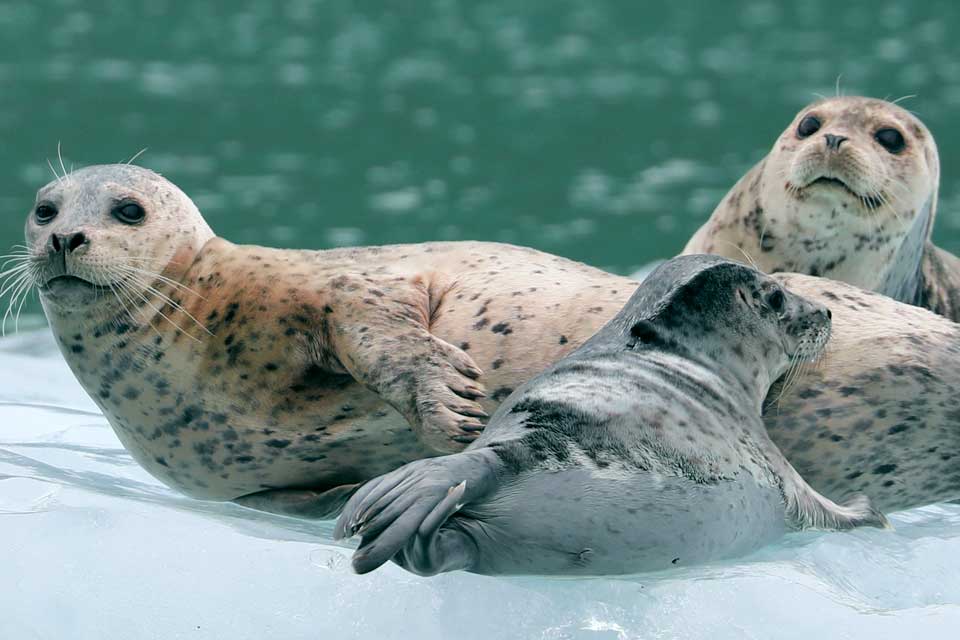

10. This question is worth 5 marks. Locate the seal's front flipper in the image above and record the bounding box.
[326,277,488,453]
[333,449,499,575]
[763,443,889,531]
[233,483,361,520]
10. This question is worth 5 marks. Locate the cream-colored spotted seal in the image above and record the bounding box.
[14,164,960,520]
[20,164,637,517]
[684,96,960,321]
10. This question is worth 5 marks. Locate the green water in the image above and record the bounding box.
[4,1,960,314]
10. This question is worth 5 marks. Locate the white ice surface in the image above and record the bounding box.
[2,327,960,640]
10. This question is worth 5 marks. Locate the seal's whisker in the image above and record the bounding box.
[114,267,212,336]
[112,280,165,339]
[1,268,37,336]
[108,280,152,336]
[115,263,206,300]
[11,277,35,334]
[125,148,148,165]
[891,94,917,105]
[46,158,63,184]
[0,270,33,299]
[115,269,209,340]
[719,241,759,271]
[57,141,69,183]
[128,284,203,343]
[0,260,33,279]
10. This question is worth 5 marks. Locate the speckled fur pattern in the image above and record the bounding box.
[766,272,960,513]
[684,96,960,321]
[334,256,886,577]
[26,165,636,516]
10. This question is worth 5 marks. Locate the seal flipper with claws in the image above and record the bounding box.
[333,450,500,575]
[324,273,489,452]
[335,255,887,577]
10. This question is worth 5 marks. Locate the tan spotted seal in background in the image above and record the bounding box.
[684,96,960,321]
[12,164,960,520]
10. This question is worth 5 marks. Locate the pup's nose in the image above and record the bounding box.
[824,134,847,151]
[49,232,89,254]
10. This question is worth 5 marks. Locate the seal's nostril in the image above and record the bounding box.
[67,232,87,253]
[50,234,62,253]
[824,134,847,151]
[826,309,832,320]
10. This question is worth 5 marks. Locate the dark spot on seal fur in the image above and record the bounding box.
[491,387,514,401]
[491,322,513,335]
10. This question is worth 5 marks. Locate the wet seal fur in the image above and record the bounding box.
[22,164,639,518]
[334,256,887,577]
[684,96,960,321]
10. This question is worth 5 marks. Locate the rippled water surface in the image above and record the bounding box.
[3,1,960,637]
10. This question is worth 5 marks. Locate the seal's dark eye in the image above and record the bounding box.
[113,202,146,225]
[35,204,58,225]
[766,289,785,313]
[797,115,821,138]
[875,128,905,154]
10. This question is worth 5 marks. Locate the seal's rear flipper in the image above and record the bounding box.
[782,473,889,531]
[333,449,499,575]
[233,483,361,520]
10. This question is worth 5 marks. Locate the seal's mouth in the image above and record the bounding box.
[41,274,109,296]
[806,176,883,210]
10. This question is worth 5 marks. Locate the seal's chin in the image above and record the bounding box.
[41,275,110,306]
[805,176,883,210]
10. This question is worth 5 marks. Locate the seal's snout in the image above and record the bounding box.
[48,231,89,256]
[824,133,847,151]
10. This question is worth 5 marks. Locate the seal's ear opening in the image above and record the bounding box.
[629,320,659,347]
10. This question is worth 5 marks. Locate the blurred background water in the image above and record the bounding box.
[4,0,960,319]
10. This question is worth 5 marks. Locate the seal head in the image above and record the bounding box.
[684,96,941,306]
[25,164,213,317]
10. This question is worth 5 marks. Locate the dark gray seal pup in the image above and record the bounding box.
[333,256,887,576]
[684,96,960,321]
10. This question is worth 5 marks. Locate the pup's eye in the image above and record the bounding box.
[797,115,821,138]
[113,202,146,224]
[874,127,905,154]
[766,289,785,313]
[35,204,58,225]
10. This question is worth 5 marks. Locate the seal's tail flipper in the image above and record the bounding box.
[333,449,498,575]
